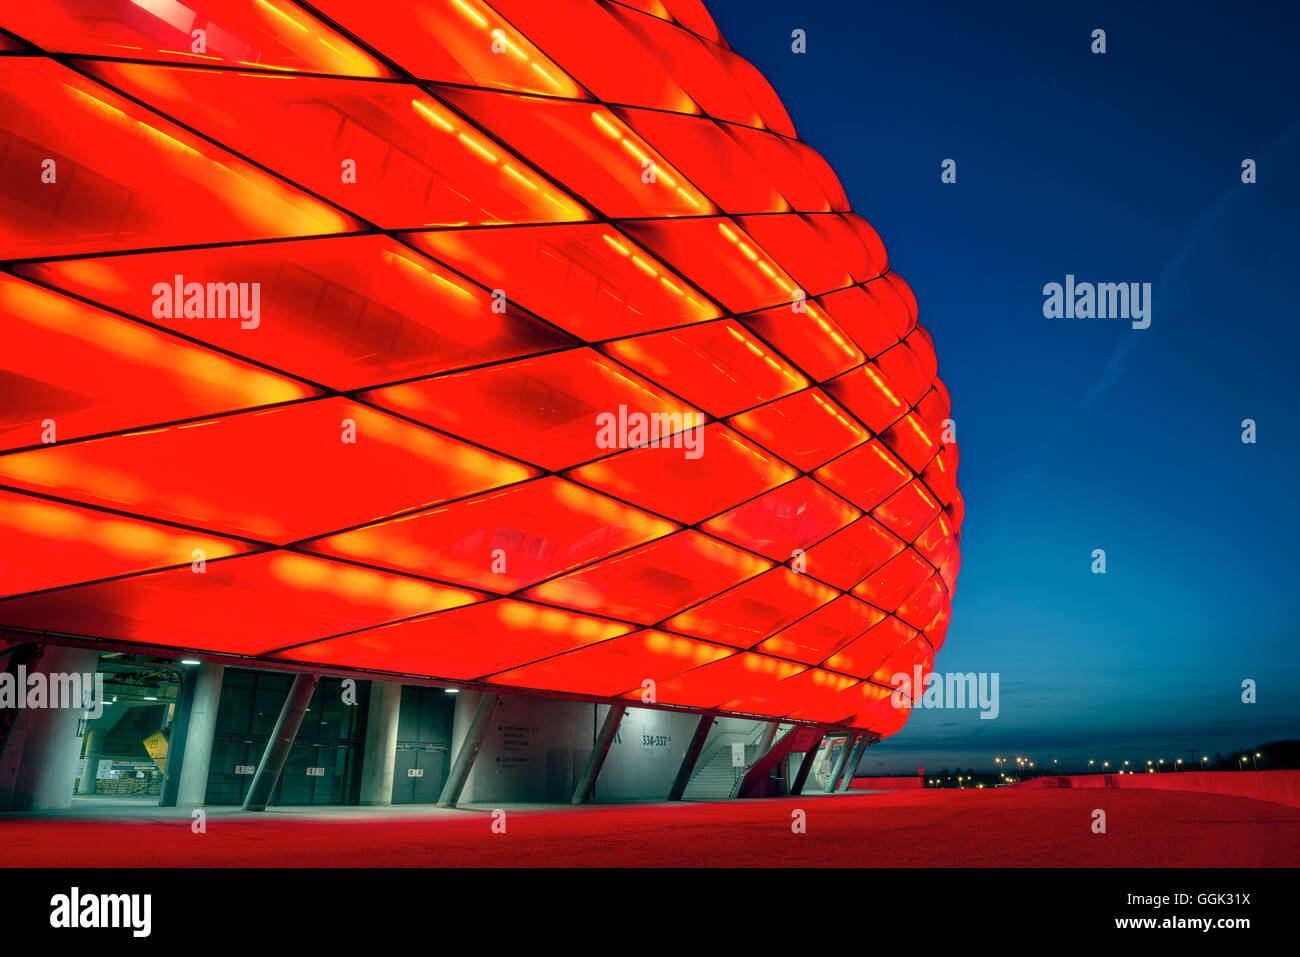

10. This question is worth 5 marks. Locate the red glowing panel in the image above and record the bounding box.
[606,4,760,127]
[566,424,797,525]
[361,348,700,471]
[307,0,585,98]
[0,0,961,734]
[0,0,392,75]
[719,667,860,720]
[823,615,915,677]
[602,320,807,419]
[19,236,573,391]
[0,57,359,258]
[405,224,718,341]
[0,275,312,451]
[0,551,482,654]
[664,566,837,647]
[875,340,935,409]
[755,594,885,665]
[913,512,956,568]
[786,678,893,727]
[0,489,256,599]
[939,546,960,592]
[870,632,934,688]
[485,0,698,114]
[702,477,860,560]
[816,285,903,359]
[881,412,941,474]
[0,399,534,543]
[726,389,865,472]
[303,477,677,591]
[735,214,853,297]
[629,652,806,711]
[873,479,942,542]
[801,517,906,591]
[814,439,912,513]
[823,364,910,434]
[486,629,735,698]
[707,44,796,137]
[435,87,713,219]
[804,213,888,284]
[82,62,589,229]
[741,302,864,382]
[853,548,933,611]
[660,0,726,45]
[725,124,833,213]
[524,530,770,624]
[914,381,952,435]
[897,572,947,630]
[922,602,953,651]
[277,599,631,680]
[617,107,789,214]
[622,217,800,314]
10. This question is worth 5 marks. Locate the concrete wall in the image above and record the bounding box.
[458,693,593,804]
[595,705,702,802]
[453,693,715,804]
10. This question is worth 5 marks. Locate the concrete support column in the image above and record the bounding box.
[359,680,402,806]
[176,663,224,808]
[438,692,498,808]
[76,727,106,795]
[1,644,100,811]
[823,733,856,794]
[571,703,626,805]
[242,673,318,812]
[668,712,715,800]
[838,734,870,791]
[789,733,825,796]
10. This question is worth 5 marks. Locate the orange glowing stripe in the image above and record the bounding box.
[502,165,538,189]
[236,60,296,71]
[907,415,935,447]
[602,234,630,256]
[453,0,489,27]
[490,29,526,60]
[530,61,562,89]
[863,366,904,407]
[718,223,739,242]
[257,0,308,32]
[158,50,221,59]
[621,140,650,164]
[591,112,620,138]
[458,133,497,161]
[412,99,454,131]
[630,255,658,277]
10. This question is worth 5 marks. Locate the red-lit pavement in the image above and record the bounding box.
[3,788,1297,868]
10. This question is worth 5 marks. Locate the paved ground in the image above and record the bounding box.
[2,787,1298,867]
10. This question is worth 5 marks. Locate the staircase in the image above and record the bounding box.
[682,743,762,800]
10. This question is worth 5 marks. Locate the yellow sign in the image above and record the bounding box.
[143,731,168,772]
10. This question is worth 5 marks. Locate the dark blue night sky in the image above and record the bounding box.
[710,0,1300,771]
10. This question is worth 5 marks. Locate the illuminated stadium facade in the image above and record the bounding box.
[0,0,960,810]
